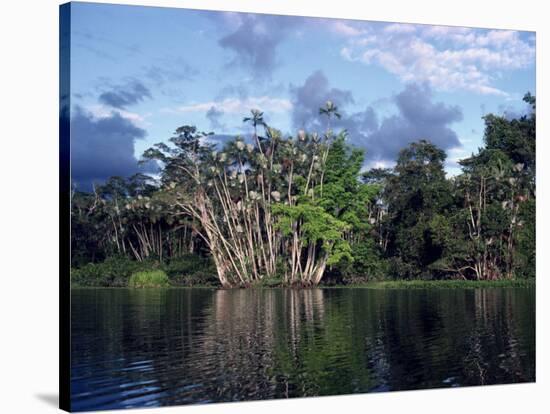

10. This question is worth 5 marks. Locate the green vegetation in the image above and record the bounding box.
[71,255,217,287]
[324,279,535,290]
[71,256,152,287]
[128,270,170,288]
[71,94,535,288]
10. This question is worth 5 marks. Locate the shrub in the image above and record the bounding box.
[128,270,170,288]
[71,264,107,287]
[165,255,219,286]
[71,256,160,287]
[322,240,388,285]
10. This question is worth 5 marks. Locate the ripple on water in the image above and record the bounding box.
[70,287,535,411]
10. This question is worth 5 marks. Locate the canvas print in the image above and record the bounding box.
[60,2,536,412]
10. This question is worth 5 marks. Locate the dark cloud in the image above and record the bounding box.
[395,83,462,126]
[290,70,354,131]
[206,106,225,131]
[290,71,463,164]
[218,14,299,78]
[70,106,157,191]
[364,83,462,162]
[341,107,379,139]
[98,79,152,109]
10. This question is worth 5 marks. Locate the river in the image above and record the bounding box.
[71,287,535,411]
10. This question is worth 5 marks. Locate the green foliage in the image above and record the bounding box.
[339,279,535,289]
[165,255,219,286]
[255,275,284,287]
[128,270,170,288]
[319,136,366,216]
[442,94,536,280]
[71,93,535,286]
[428,214,453,247]
[368,112,536,281]
[326,239,388,284]
[515,198,535,278]
[273,202,352,265]
[382,140,454,279]
[71,256,159,287]
[71,255,219,287]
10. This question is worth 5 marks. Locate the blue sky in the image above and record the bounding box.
[67,2,536,190]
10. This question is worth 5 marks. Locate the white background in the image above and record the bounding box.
[1,0,548,413]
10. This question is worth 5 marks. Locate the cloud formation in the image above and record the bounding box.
[218,13,299,78]
[327,20,369,37]
[98,79,152,109]
[206,106,225,131]
[70,106,156,191]
[341,24,535,96]
[365,83,463,162]
[290,71,463,165]
[290,70,354,130]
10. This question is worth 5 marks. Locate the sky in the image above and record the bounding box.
[66,2,536,190]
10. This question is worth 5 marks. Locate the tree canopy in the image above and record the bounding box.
[71,94,536,287]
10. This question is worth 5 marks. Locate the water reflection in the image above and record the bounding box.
[71,287,535,411]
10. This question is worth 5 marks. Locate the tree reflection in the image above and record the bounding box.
[70,287,535,410]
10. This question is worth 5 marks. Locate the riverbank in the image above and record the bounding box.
[324,279,535,289]
[71,256,536,289]
[71,279,535,289]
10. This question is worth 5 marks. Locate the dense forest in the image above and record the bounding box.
[71,94,535,288]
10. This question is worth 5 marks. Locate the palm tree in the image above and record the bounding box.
[319,100,341,134]
[243,109,266,155]
[318,100,341,196]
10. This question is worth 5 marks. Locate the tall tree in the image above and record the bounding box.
[384,140,453,279]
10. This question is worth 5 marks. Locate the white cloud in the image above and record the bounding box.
[422,25,476,44]
[340,23,535,96]
[85,104,151,126]
[384,23,417,34]
[329,20,368,37]
[372,160,392,169]
[170,96,293,114]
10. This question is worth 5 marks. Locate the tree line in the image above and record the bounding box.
[71,94,535,287]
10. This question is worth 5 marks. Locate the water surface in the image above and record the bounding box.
[71,287,535,411]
